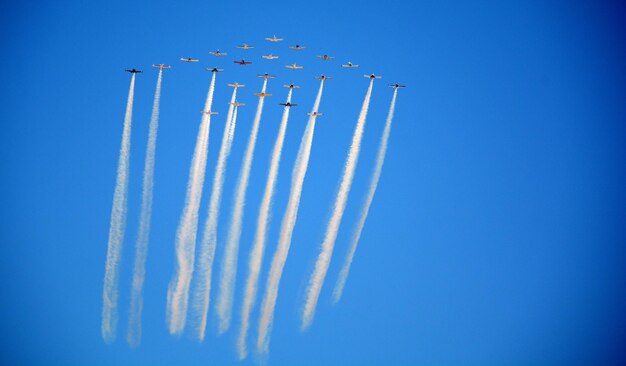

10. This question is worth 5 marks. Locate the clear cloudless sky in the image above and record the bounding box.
[1,0,625,365]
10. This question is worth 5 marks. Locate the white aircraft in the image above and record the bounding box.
[207,67,224,73]
[307,112,323,117]
[283,84,301,89]
[364,74,382,79]
[265,35,283,42]
[152,64,171,69]
[209,50,227,56]
[285,63,304,70]
[202,111,219,115]
[180,57,199,62]
[316,55,335,61]
[262,54,280,60]
[388,83,407,89]
[315,74,332,80]
[289,44,306,50]
[257,73,276,79]
[342,61,359,68]
[228,82,245,88]
[229,101,245,107]
[236,43,254,50]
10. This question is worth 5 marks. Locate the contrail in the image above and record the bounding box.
[191,86,239,341]
[127,68,165,347]
[254,80,325,356]
[301,78,375,331]
[236,88,296,358]
[216,78,269,338]
[332,88,398,304]
[166,72,217,336]
[102,73,136,343]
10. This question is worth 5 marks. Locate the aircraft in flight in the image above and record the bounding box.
[209,50,227,56]
[125,68,143,73]
[254,92,273,97]
[315,74,332,80]
[152,64,171,69]
[236,43,254,50]
[234,59,252,65]
[262,54,280,60]
[307,112,323,117]
[283,84,301,89]
[265,35,283,42]
[316,55,335,61]
[228,82,245,88]
[180,57,199,62]
[289,44,306,50]
[342,61,359,68]
[280,102,298,107]
[388,83,407,89]
[203,111,219,115]
[229,101,245,107]
[207,67,224,73]
[364,74,382,79]
[257,73,276,79]
[285,63,304,70]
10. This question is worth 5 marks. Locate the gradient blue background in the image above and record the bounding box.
[1,0,625,365]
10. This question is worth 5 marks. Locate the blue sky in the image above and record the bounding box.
[2,0,625,365]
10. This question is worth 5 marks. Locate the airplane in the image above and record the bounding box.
[234,59,252,65]
[316,55,335,61]
[152,64,171,69]
[209,50,227,56]
[289,44,306,50]
[307,112,323,117]
[236,43,254,50]
[342,61,359,68]
[388,83,407,89]
[315,74,332,80]
[229,101,245,107]
[262,54,280,60]
[364,74,382,79]
[180,57,199,62]
[257,73,276,79]
[254,92,272,97]
[280,102,298,107]
[202,111,219,115]
[207,67,224,73]
[228,82,245,88]
[265,35,283,42]
[283,84,301,89]
[125,68,143,73]
[285,63,304,70]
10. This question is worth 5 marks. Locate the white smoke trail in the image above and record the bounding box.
[301,79,374,331]
[215,79,269,338]
[166,72,217,336]
[235,88,295,358]
[102,73,136,343]
[254,81,325,356]
[332,88,398,304]
[126,69,164,347]
[191,87,239,341]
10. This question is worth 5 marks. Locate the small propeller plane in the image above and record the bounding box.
[342,61,359,68]
[280,102,298,107]
[234,59,252,65]
[289,44,306,50]
[307,112,323,117]
[202,111,219,115]
[125,68,143,73]
[285,63,304,70]
[364,74,382,79]
[262,54,280,60]
[228,82,245,88]
[388,83,407,89]
[209,50,227,56]
[152,64,171,69]
[316,55,335,61]
[229,101,245,107]
[283,84,301,89]
[315,75,332,80]
[254,92,272,97]
[236,43,254,50]
[265,35,283,42]
[180,57,199,62]
[207,67,224,73]
[257,73,276,79]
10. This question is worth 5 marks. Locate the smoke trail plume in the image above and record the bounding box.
[126,69,164,347]
[301,79,374,331]
[102,73,136,343]
[235,88,295,358]
[215,79,270,338]
[191,86,239,340]
[332,88,398,304]
[254,81,325,356]
[166,72,217,336]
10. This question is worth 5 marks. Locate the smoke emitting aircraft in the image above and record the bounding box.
[228,82,245,88]
[280,102,297,107]
[283,84,301,89]
[237,44,254,50]
[180,57,199,62]
[316,55,335,60]
[202,111,219,115]
[388,83,407,89]
[342,61,359,68]
[265,35,283,42]
[254,92,272,97]
[229,101,245,107]
[152,64,171,69]
[307,112,323,117]
[234,59,252,65]
[125,69,143,73]
[209,50,227,56]
[257,73,276,79]
[315,75,332,80]
[289,44,306,50]
[262,54,280,60]
[364,74,382,79]
[285,63,304,70]
[207,67,224,73]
